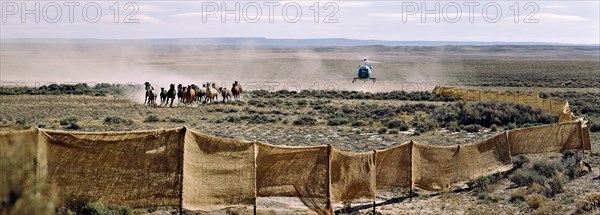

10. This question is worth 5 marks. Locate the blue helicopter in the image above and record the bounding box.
[352,58,378,83]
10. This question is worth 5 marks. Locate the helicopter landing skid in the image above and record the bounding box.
[352,78,376,83]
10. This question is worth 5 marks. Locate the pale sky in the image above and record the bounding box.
[1,1,599,44]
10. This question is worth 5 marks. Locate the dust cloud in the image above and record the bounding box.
[1,42,455,101]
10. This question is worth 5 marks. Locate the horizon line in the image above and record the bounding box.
[1,37,599,46]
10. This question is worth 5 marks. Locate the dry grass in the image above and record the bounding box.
[575,192,600,214]
[527,194,548,209]
[534,201,559,215]
[510,188,528,203]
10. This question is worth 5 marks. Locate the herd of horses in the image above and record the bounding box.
[144,81,242,107]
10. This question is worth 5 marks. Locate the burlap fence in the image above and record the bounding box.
[255,142,331,214]
[374,142,412,190]
[412,133,512,191]
[330,148,375,202]
[41,128,185,208]
[0,121,591,214]
[1,129,48,206]
[182,128,256,211]
[508,121,584,156]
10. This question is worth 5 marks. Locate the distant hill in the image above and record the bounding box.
[2,37,596,47]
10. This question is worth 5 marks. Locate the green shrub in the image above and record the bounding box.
[60,116,78,125]
[242,115,276,124]
[351,120,367,127]
[545,178,564,197]
[477,192,489,200]
[447,121,461,132]
[327,118,348,126]
[293,116,316,126]
[143,115,160,123]
[0,83,124,96]
[462,124,482,133]
[388,129,399,134]
[296,99,308,107]
[532,160,560,178]
[67,123,81,130]
[509,168,547,187]
[387,120,409,131]
[247,99,266,108]
[169,118,186,123]
[505,123,517,130]
[591,123,600,132]
[411,114,438,134]
[473,173,502,192]
[81,201,110,215]
[226,116,241,123]
[68,200,132,215]
[377,127,388,134]
[490,124,499,132]
[431,101,557,128]
[103,116,133,125]
[512,155,530,169]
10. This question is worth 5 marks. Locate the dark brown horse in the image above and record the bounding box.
[159,87,167,104]
[231,81,242,101]
[166,84,177,107]
[183,85,196,105]
[177,84,184,102]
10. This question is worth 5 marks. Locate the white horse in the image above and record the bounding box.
[204,83,219,103]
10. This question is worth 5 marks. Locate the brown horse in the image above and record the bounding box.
[183,85,196,105]
[219,87,232,103]
[231,81,242,101]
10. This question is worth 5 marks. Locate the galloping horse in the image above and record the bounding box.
[193,84,206,103]
[159,87,167,104]
[144,82,158,106]
[231,81,243,101]
[219,87,233,103]
[204,83,219,103]
[166,84,177,107]
[177,84,184,102]
[183,85,196,105]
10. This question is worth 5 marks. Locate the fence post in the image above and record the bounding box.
[327,144,333,214]
[179,126,187,215]
[579,121,586,156]
[409,140,413,203]
[372,201,376,214]
[372,149,377,214]
[254,142,258,215]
